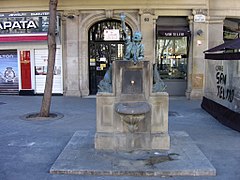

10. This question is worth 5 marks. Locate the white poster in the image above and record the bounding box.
[104,29,120,41]
[34,49,62,94]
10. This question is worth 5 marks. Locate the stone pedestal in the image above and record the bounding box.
[95,61,170,151]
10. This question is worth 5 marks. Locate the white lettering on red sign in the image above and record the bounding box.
[0,20,38,30]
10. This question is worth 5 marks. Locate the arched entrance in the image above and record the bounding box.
[88,20,132,94]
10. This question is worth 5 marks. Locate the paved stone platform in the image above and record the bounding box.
[50,131,216,177]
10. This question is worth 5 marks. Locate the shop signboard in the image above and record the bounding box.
[0,12,49,34]
[0,50,19,94]
[157,30,190,37]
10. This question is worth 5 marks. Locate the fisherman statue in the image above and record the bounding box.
[120,13,144,64]
[98,12,166,93]
[98,13,145,92]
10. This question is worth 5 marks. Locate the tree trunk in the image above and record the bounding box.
[160,39,171,70]
[39,0,58,117]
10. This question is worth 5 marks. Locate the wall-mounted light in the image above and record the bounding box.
[196,29,203,45]
[197,29,203,36]
[197,40,202,45]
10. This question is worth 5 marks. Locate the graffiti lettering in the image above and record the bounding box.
[216,72,226,85]
[215,66,234,103]
[217,86,234,102]
[215,65,223,72]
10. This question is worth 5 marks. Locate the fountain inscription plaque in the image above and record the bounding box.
[122,69,143,94]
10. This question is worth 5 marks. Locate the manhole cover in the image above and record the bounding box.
[169,111,181,117]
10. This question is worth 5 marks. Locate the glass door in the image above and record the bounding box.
[156,37,188,95]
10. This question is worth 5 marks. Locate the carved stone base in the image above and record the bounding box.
[95,132,170,151]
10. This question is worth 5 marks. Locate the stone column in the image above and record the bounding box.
[78,12,91,97]
[63,11,81,96]
[204,16,225,99]
[186,16,194,99]
[188,9,209,99]
[208,16,225,49]
[139,9,155,63]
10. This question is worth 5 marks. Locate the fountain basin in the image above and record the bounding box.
[115,102,150,115]
[115,102,150,132]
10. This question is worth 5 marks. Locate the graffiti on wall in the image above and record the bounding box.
[215,65,234,102]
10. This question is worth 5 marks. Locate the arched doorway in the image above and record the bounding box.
[88,20,132,94]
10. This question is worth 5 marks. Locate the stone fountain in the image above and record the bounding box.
[50,13,216,177]
[95,60,170,151]
[95,13,169,151]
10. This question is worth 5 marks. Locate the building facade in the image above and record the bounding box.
[0,0,240,98]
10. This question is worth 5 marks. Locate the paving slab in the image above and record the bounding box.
[50,130,216,177]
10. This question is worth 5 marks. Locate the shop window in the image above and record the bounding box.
[156,37,188,80]
[224,18,240,40]
[156,16,190,80]
[223,18,240,77]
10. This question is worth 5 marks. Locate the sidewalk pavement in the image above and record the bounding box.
[0,95,239,180]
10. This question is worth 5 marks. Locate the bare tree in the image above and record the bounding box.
[39,0,58,117]
[159,39,171,70]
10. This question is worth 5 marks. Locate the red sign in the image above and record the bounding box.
[0,34,47,42]
[20,51,32,89]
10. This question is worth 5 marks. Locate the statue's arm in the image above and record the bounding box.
[120,13,127,38]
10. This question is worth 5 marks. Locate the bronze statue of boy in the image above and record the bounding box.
[120,13,144,64]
